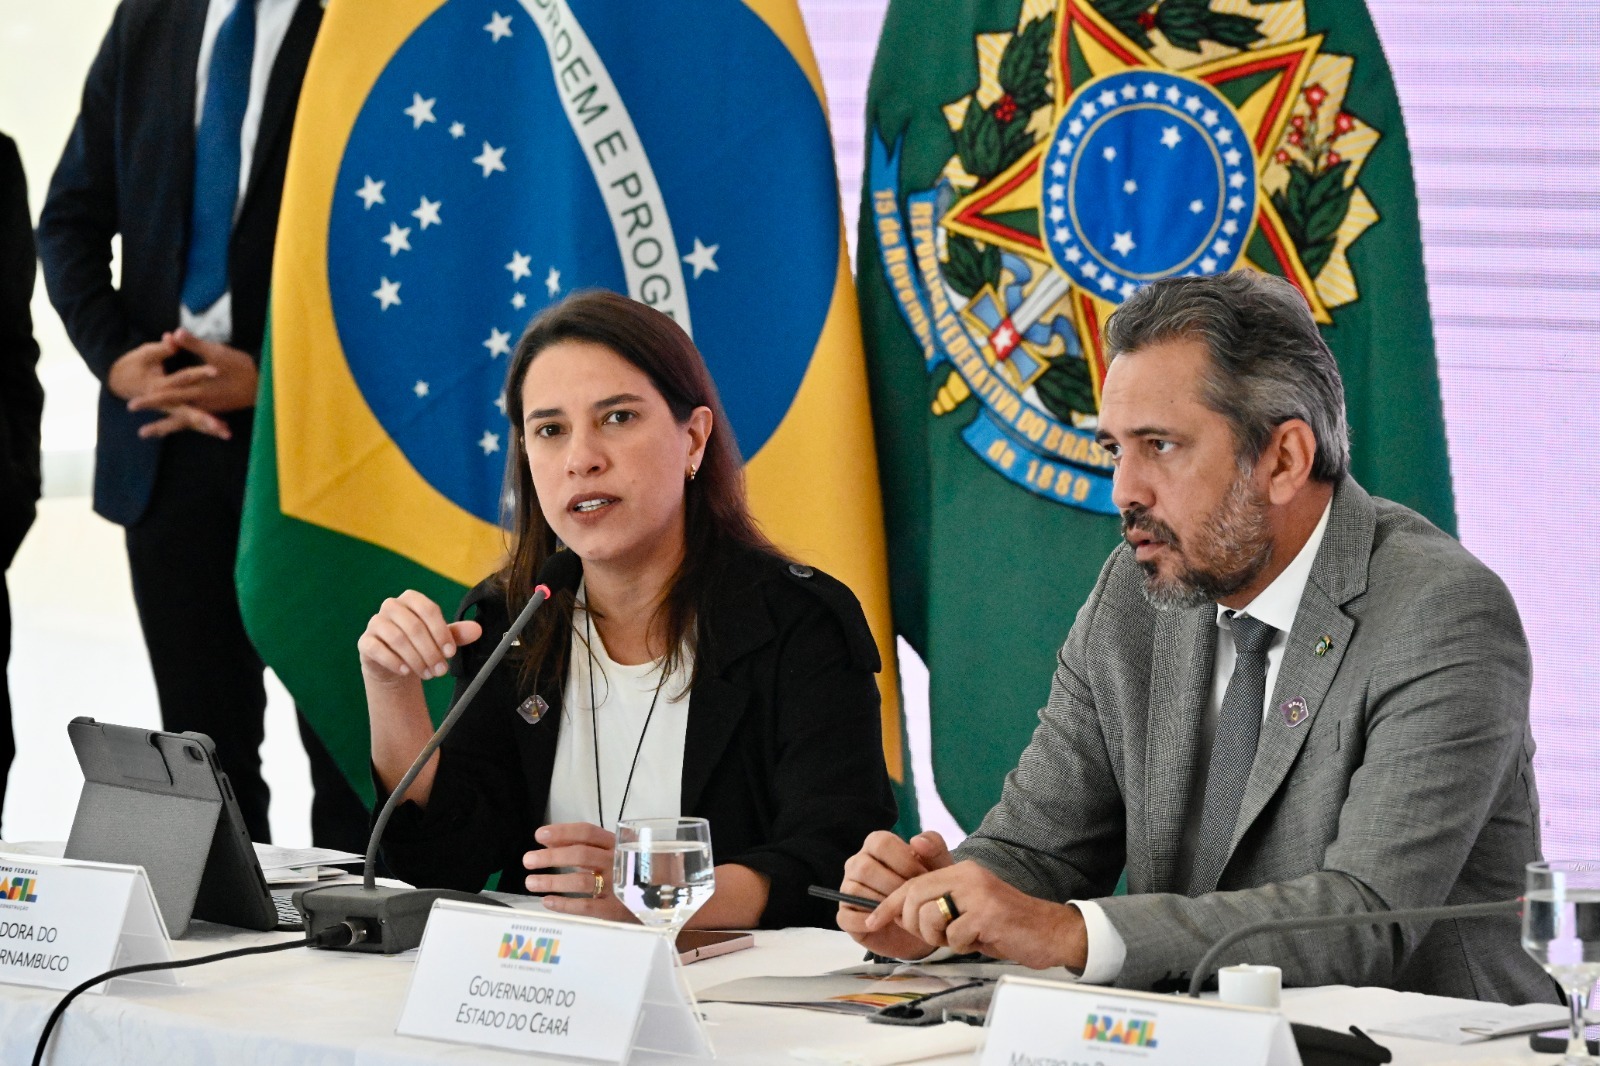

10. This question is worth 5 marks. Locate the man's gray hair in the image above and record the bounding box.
[1103,271,1350,482]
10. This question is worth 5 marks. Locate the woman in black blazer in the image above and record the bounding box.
[359,291,896,929]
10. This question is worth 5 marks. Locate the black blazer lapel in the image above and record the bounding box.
[241,0,321,213]
[166,0,209,247]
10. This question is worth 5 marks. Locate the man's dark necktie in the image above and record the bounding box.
[182,0,257,314]
[1188,612,1276,896]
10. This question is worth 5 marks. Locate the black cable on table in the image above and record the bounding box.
[33,923,357,1066]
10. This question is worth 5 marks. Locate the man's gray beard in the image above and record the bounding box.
[1140,470,1274,611]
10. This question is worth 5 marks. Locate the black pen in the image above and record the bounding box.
[807,884,882,911]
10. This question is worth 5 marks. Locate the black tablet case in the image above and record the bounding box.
[62,717,277,937]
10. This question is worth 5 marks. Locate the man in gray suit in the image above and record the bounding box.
[839,271,1551,1004]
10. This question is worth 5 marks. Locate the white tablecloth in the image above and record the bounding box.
[0,923,1565,1065]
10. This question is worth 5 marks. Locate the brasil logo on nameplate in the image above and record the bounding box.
[868,0,1384,514]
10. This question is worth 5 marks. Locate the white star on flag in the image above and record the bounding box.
[1200,256,1218,272]
[1143,82,1159,98]
[994,324,1015,347]
[1121,84,1137,100]
[505,251,532,281]
[682,238,720,279]
[1123,179,1138,194]
[413,380,429,398]
[1216,129,1234,145]
[449,121,465,139]
[479,431,500,455]
[511,292,526,309]
[1102,146,1117,161]
[545,266,561,296]
[1111,231,1136,256]
[484,12,513,41]
[1165,86,1182,104]
[1053,227,1070,243]
[1098,274,1116,292]
[381,222,411,256]
[1065,247,1083,263]
[1228,194,1246,212]
[1189,199,1204,213]
[1222,219,1239,236]
[1184,96,1201,113]
[404,93,437,129]
[1229,172,1246,189]
[1048,182,1065,201]
[1082,262,1099,278]
[1081,102,1098,120]
[1202,109,1219,126]
[1120,281,1136,298]
[1161,127,1182,149]
[373,277,401,310]
[484,328,512,358]
[1048,205,1065,223]
[1068,118,1084,137]
[356,176,386,209]
[1050,159,1067,177]
[473,142,507,177]
[412,196,442,229]
[1224,149,1242,166]
[1212,238,1232,256]
[494,395,508,415]
[1098,89,1116,107]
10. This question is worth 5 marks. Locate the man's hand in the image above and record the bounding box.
[107,337,180,402]
[524,822,636,925]
[121,329,260,440]
[866,859,1089,971]
[836,830,954,959]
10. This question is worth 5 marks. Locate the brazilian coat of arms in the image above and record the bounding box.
[868,0,1383,514]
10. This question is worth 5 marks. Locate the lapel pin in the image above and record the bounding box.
[1280,696,1310,728]
[515,694,549,725]
[1314,635,1333,657]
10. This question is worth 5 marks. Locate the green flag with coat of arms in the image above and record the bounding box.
[860,0,1454,830]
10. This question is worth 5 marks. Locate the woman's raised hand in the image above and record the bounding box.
[358,590,483,686]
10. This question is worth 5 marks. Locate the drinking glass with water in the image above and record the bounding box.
[613,817,715,935]
[1523,860,1600,1065]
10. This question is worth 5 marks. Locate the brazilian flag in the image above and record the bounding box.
[239,0,914,828]
[860,0,1453,830]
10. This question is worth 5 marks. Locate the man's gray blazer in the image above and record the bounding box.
[957,477,1553,1003]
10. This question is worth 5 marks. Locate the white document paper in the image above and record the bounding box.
[981,976,1300,1066]
[1366,1003,1572,1044]
[396,899,710,1061]
[0,851,174,993]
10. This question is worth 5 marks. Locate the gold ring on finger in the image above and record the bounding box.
[592,872,606,898]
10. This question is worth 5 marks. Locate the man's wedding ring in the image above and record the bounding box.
[936,892,960,923]
[592,872,606,898]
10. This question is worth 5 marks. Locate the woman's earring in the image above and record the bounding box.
[687,464,698,482]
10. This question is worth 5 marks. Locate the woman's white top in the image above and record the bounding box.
[545,589,692,830]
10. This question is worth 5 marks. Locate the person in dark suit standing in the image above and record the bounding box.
[37,0,367,848]
[0,131,44,838]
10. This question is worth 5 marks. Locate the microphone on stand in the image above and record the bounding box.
[298,550,584,953]
[1187,898,1522,997]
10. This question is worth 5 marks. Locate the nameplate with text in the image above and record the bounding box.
[981,976,1300,1066]
[0,852,174,993]
[397,900,710,1061]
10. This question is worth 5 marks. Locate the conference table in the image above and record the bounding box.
[0,915,1571,1065]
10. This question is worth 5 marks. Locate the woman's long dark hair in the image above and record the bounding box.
[496,290,779,694]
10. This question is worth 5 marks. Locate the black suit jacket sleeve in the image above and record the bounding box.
[377,551,898,928]
[36,11,141,381]
[0,132,42,562]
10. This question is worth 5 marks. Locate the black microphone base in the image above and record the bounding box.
[295,884,507,954]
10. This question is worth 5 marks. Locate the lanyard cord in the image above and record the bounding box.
[584,609,666,830]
